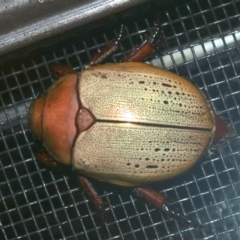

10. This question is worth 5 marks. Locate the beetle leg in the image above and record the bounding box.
[51,65,77,79]
[121,22,162,62]
[34,149,58,168]
[212,115,234,145]
[78,176,106,231]
[161,201,202,228]
[88,25,124,66]
[135,187,201,228]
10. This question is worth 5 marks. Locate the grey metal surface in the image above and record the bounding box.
[0,0,240,239]
[0,0,149,57]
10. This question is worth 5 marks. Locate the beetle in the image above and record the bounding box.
[29,24,229,229]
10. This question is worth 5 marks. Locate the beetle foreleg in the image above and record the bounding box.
[51,65,77,79]
[89,25,124,66]
[34,149,58,168]
[134,187,201,228]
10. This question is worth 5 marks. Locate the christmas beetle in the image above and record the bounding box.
[29,24,229,228]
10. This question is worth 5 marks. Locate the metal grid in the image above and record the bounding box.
[0,0,240,239]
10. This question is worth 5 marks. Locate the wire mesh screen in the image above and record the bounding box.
[1,0,240,239]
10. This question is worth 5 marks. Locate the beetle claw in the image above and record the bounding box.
[148,21,163,47]
[162,202,202,228]
[115,24,124,45]
[134,187,201,228]
[96,205,108,233]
